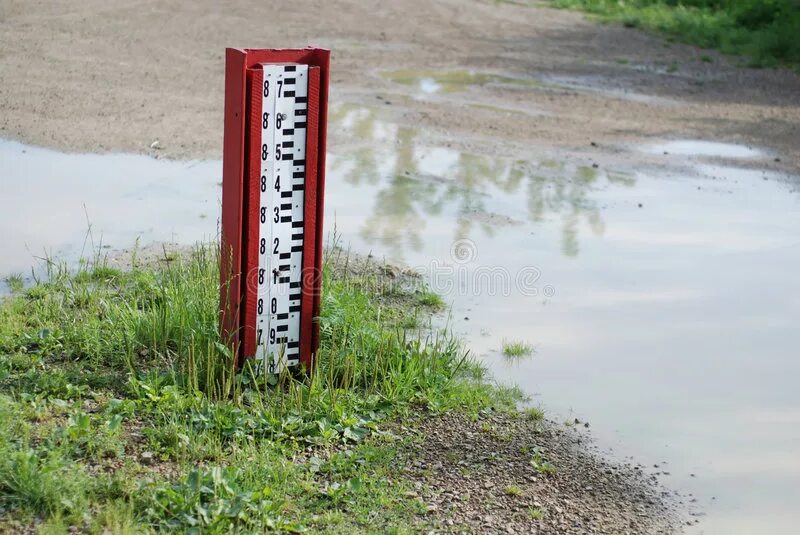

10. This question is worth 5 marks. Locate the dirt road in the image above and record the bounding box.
[1,0,798,170]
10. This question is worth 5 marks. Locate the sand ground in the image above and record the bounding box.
[0,0,798,172]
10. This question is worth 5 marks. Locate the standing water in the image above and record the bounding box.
[0,140,220,280]
[1,103,800,533]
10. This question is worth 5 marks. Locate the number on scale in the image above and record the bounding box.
[255,63,309,374]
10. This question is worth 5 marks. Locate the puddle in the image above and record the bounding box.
[539,74,679,106]
[2,107,800,533]
[0,140,220,283]
[383,69,678,107]
[382,68,540,94]
[643,140,764,159]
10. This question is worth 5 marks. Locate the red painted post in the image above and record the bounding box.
[220,48,330,372]
[220,49,248,360]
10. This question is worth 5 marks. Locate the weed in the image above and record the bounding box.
[73,264,122,283]
[530,447,557,475]
[56,410,125,459]
[0,448,88,516]
[89,500,141,534]
[505,484,523,496]
[502,339,535,359]
[525,407,545,422]
[415,290,445,308]
[4,273,24,293]
[143,466,298,532]
[529,506,545,519]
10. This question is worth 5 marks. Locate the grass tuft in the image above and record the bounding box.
[529,506,545,519]
[415,290,445,308]
[4,274,24,294]
[529,447,557,475]
[524,406,545,421]
[502,339,535,359]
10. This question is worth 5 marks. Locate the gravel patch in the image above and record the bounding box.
[396,410,682,534]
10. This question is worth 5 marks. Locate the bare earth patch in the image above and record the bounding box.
[0,0,797,172]
[399,411,679,534]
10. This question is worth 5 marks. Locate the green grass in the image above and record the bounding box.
[414,290,445,308]
[502,339,535,359]
[0,242,522,533]
[529,447,557,475]
[524,406,545,422]
[528,507,545,520]
[3,273,24,294]
[551,0,800,70]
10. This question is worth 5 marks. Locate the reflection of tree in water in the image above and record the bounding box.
[330,105,637,259]
[329,106,387,187]
[526,165,605,257]
[330,106,441,254]
[440,153,526,245]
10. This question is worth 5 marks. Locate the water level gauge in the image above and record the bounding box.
[220,48,330,373]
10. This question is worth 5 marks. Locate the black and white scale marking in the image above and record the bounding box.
[256,63,308,373]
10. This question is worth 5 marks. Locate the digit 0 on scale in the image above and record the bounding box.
[220,48,330,373]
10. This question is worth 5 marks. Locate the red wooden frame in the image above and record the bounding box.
[220,47,330,370]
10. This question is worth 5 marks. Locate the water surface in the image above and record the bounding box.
[643,140,764,159]
[0,140,220,279]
